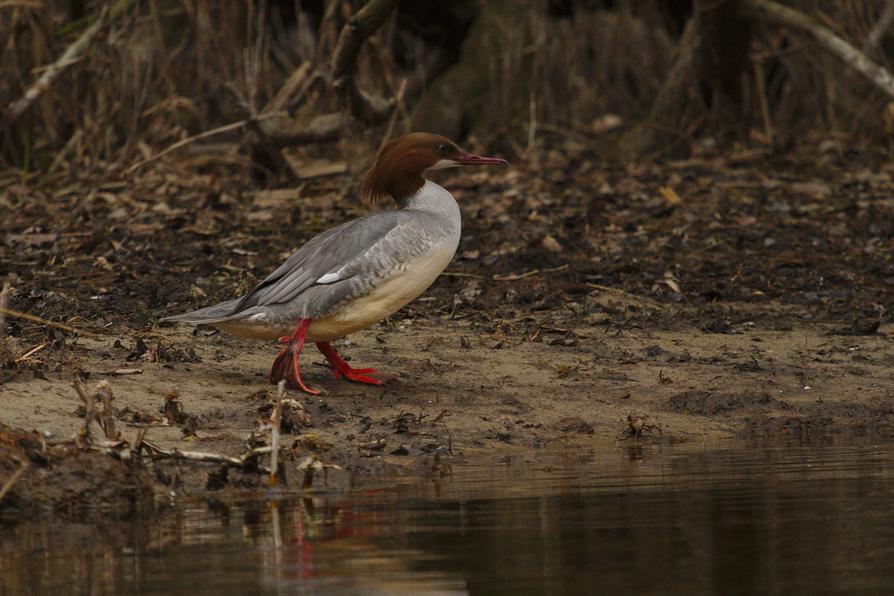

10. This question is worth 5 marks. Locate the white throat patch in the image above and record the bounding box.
[427,159,460,171]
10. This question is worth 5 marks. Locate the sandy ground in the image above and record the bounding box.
[3,301,893,517]
[7,313,894,449]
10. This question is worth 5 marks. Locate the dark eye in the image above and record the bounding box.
[437,143,450,155]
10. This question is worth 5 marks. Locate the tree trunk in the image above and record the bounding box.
[617,0,752,160]
[411,0,536,140]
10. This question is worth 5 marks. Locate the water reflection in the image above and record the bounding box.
[3,444,894,594]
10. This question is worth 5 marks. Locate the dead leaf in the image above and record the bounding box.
[591,114,622,134]
[283,157,348,179]
[542,235,563,253]
[790,180,831,199]
[658,186,682,206]
[251,188,303,208]
[5,232,58,247]
[662,273,681,294]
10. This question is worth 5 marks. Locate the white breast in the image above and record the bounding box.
[307,239,457,342]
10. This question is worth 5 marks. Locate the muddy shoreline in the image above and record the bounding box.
[4,142,894,516]
[3,312,894,518]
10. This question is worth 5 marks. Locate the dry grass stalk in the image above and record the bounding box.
[3,6,111,125]
[492,264,569,282]
[0,458,29,504]
[269,380,285,487]
[264,61,312,113]
[0,281,9,340]
[14,343,48,364]
[753,60,775,145]
[377,78,408,152]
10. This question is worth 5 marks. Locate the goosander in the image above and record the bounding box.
[164,132,507,394]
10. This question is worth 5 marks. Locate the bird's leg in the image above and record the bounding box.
[269,319,319,395]
[315,342,381,385]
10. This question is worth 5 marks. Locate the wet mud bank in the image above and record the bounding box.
[3,315,894,519]
[4,142,894,516]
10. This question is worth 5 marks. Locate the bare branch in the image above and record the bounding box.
[3,6,110,125]
[264,61,313,114]
[126,111,284,174]
[140,439,271,472]
[349,85,397,125]
[743,0,894,99]
[258,112,347,147]
[331,0,400,124]
[0,459,28,503]
[866,0,894,52]
[331,0,399,87]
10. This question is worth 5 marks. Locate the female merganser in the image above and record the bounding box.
[164,133,507,394]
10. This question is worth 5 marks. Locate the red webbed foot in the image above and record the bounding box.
[269,319,319,395]
[316,342,382,386]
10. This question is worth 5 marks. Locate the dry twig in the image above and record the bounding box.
[377,78,408,152]
[865,0,894,51]
[617,414,662,440]
[0,306,101,337]
[14,343,48,364]
[492,264,569,281]
[585,283,666,309]
[140,439,271,472]
[3,7,110,124]
[269,380,285,487]
[0,459,28,503]
[126,111,284,174]
[264,61,313,114]
[258,112,347,147]
[444,265,570,282]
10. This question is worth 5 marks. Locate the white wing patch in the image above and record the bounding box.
[315,271,342,284]
[314,223,411,286]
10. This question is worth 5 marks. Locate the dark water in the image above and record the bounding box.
[3,444,894,594]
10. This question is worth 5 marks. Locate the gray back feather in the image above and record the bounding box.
[234,209,446,319]
[237,213,398,309]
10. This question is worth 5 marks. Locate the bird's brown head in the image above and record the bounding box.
[361,132,508,205]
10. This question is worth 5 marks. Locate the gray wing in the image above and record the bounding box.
[164,210,445,325]
[236,212,399,310]
[235,210,441,316]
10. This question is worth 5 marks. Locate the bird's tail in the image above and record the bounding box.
[161,298,245,325]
